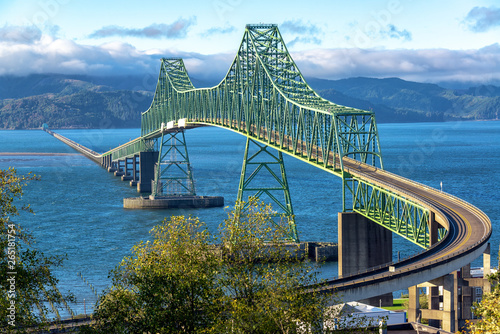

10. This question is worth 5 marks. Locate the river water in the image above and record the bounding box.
[1,120,499,316]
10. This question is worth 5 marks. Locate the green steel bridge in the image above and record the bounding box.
[51,24,491,330]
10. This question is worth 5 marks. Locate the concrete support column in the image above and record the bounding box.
[137,151,159,193]
[133,154,139,182]
[129,155,140,187]
[427,286,440,328]
[125,157,130,176]
[461,285,472,320]
[442,274,455,333]
[483,243,491,294]
[338,212,393,306]
[114,159,125,177]
[427,211,440,328]
[408,285,420,323]
[429,212,438,246]
[107,156,117,172]
[121,157,134,181]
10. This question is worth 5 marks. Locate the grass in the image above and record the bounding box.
[382,298,408,311]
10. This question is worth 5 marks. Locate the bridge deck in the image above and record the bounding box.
[314,157,491,301]
[77,122,490,296]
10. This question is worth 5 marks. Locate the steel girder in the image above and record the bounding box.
[105,137,154,161]
[111,24,436,248]
[346,176,437,248]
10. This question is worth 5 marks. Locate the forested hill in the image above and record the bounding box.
[0,74,154,129]
[309,77,500,123]
[0,74,499,129]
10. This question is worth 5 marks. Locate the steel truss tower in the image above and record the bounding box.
[151,129,196,198]
[237,138,298,241]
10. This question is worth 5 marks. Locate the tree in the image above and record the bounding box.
[215,198,327,333]
[0,167,74,333]
[466,270,500,333]
[217,199,383,333]
[89,215,224,333]
[88,198,384,333]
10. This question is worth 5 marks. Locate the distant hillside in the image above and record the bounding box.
[0,74,157,129]
[308,77,500,122]
[0,74,499,129]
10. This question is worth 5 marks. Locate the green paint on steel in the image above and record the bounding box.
[237,138,298,242]
[346,177,432,248]
[151,129,196,197]
[101,24,436,248]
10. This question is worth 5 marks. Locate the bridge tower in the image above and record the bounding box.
[237,138,298,242]
[151,127,196,198]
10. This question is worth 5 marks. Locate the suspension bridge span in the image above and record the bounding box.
[45,24,491,331]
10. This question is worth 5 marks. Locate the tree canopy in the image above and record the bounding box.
[86,198,383,333]
[466,270,500,333]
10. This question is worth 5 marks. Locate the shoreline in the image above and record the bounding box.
[0,118,499,131]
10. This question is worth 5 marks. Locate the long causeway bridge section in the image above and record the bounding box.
[45,24,492,332]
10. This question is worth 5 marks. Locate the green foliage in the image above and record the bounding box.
[216,199,326,333]
[87,198,384,333]
[0,168,74,333]
[90,216,223,333]
[466,269,500,333]
[403,289,428,310]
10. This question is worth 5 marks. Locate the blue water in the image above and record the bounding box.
[1,121,499,316]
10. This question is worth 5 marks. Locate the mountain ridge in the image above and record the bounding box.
[0,74,498,129]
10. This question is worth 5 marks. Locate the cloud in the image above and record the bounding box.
[0,34,162,77]
[464,6,500,32]
[0,25,42,43]
[346,23,412,47]
[280,20,323,47]
[280,20,321,35]
[292,44,500,85]
[287,36,322,47]
[0,30,234,83]
[381,24,412,41]
[1,28,500,87]
[89,18,196,39]
[203,25,236,36]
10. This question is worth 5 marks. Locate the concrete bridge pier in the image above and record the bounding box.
[121,157,134,181]
[129,154,139,187]
[101,155,116,172]
[114,159,125,177]
[338,212,393,307]
[102,152,158,193]
[136,151,158,193]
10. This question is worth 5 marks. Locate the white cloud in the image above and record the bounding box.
[464,6,500,32]
[0,25,42,43]
[292,45,500,85]
[0,32,162,76]
[1,26,500,87]
[89,18,197,39]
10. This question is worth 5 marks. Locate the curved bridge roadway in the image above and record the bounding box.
[317,156,491,302]
[99,24,492,304]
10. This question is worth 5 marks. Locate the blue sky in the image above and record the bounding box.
[1,0,500,85]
